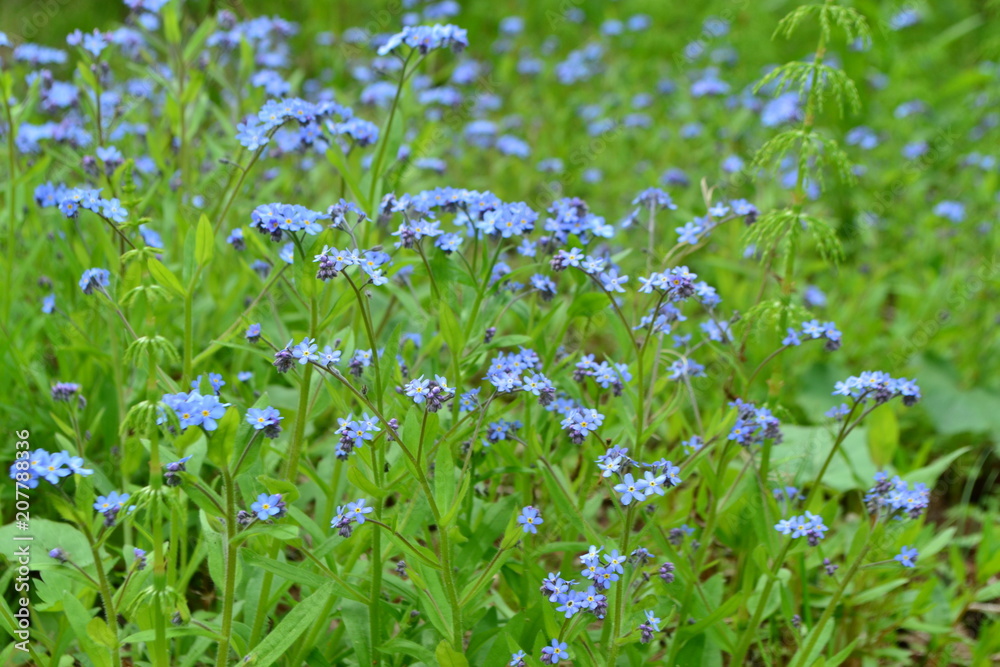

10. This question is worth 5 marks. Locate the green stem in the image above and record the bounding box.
[183,291,193,382]
[214,467,238,667]
[462,241,504,340]
[81,522,122,667]
[147,354,169,667]
[730,539,794,665]
[791,540,873,667]
[367,52,415,213]
[606,504,636,665]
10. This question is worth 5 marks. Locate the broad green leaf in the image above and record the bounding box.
[867,406,898,467]
[206,407,240,467]
[244,581,336,667]
[148,258,186,299]
[61,591,112,667]
[87,617,118,649]
[435,640,470,667]
[339,599,372,667]
[195,214,214,266]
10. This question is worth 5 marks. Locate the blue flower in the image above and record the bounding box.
[599,269,629,293]
[345,499,374,524]
[208,373,225,394]
[894,545,918,568]
[775,511,828,545]
[35,451,72,484]
[540,639,569,664]
[613,473,649,505]
[404,376,430,403]
[245,323,262,343]
[555,590,585,618]
[94,491,130,514]
[236,120,270,150]
[291,337,319,364]
[102,198,128,223]
[782,328,802,346]
[517,505,543,534]
[79,268,110,295]
[246,406,282,430]
[250,493,284,521]
[603,550,625,574]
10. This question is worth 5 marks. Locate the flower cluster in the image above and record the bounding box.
[250,203,329,240]
[331,498,374,538]
[235,97,354,150]
[51,382,83,402]
[832,372,922,407]
[313,246,391,286]
[638,609,662,644]
[774,511,829,545]
[483,349,555,405]
[543,197,614,244]
[36,184,130,225]
[596,445,682,506]
[483,419,522,447]
[163,456,192,487]
[246,406,283,439]
[335,413,381,458]
[79,268,111,295]
[94,491,131,527]
[377,24,469,57]
[670,199,759,245]
[863,472,930,520]
[9,450,93,488]
[160,391,230,431]
[573,354,632,395]
[403,375,453,411]
[783,319,843,351]
[727,398,783,446]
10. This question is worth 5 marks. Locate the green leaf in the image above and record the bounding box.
[162,1,181,45]
[567,292,608,319]
[61,592,112,667]
[239,550,331,591]
[195,214,214,266]
[381,526,442,570]
[339,599,372,667]
[745,569,790,621]
[905,446,971,486]
[435,640,470,667]
[348,465,387,498]
[378,324,403,400]
[87,617,118,648]
[848,579,907,605]
[207,407,240,467]
[867,404,898,468]
[326,144,368,210]
[148,258,186,299]
[439,302,465,357]
[791,620,834,667]
[379,638,436,664]
[435,430,455,520]
[255,475,301,505]
[244,581,336,667]
[825,638,860,667]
